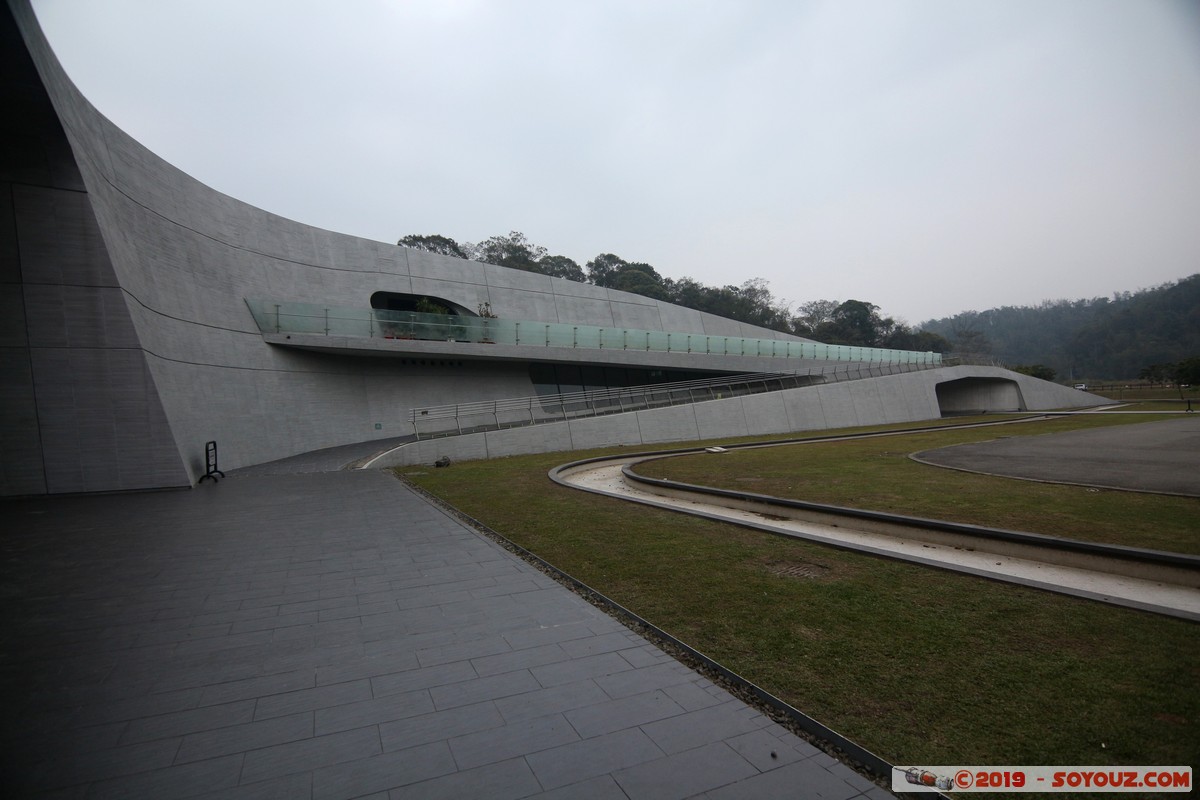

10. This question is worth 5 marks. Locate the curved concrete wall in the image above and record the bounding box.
[2,3,188,494]
[3,1,1105,494]
[374,365,1108,467]
[4,0,808,494]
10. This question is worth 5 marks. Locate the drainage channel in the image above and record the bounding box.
[549,427,1200,623]
[533,417,1198,787]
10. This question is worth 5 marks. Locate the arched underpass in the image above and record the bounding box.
[936,375,1026,415]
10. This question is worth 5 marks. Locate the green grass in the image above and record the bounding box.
[1099,400,1198,412]
[637,414,1200,555]
[1091,386,1198,403]
[397,414,1200,768]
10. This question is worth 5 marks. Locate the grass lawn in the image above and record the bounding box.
[1090,386,1197,403]
[396,414,1199,769]
[1100,401,1198,412]
[637,413,1200,555]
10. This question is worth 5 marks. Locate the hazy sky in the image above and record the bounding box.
[31,0,1200,324]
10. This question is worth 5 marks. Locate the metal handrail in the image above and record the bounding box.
[408,361,937,440]
[412,371,792,421]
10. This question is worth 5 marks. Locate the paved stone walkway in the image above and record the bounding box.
[1,469,891,799]
[229,436,416,476]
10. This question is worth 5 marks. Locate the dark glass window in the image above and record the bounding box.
[370,291,471,316]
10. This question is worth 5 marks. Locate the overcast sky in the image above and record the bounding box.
[31,0,1200,324]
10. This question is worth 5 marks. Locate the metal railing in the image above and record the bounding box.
[409,361,937,440]
[246,300,943,368]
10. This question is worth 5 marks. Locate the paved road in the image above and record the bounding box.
[0,469,889,799]
[913,415,1200,496]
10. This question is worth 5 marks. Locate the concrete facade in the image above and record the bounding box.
[3,0,1104,495]
[1,4,188,495]
[373,366,1101,468]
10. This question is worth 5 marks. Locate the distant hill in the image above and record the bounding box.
[919,275,1200,381]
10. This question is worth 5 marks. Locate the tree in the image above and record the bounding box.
[586,253,627,287]
[397,234,468,259]
[792,299,950,349]
[883,326,952,353]
[791,300,838,338]
[728,278,790,330]
[913,329,952,353]
[458,232,587,282]
[470,231,548,272]
[414,296,449,315]
[537,254,585,282]
[669,277,709,310]
[1142,357,1200,385]
[814,300,892,347]
[612,265,671,300]
[585,256,674,301]
[1139,363,1172,383]
[949,317,992,355]
[1176,357,1200,385]
[691,285,740,321]
[617,262,664,285]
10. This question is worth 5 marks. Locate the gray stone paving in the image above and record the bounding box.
[0,469,890,799]
[228,436,417,476]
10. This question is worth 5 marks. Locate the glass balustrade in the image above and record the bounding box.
[245,300,942,366]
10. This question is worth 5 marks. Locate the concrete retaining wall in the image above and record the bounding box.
[372,365,1108,467]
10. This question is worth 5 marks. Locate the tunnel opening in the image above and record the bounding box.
[936,377,1026,416]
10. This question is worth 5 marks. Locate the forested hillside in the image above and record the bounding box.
[919,275,1200,381]
[399,231,1195,381]
[398,231,949,352]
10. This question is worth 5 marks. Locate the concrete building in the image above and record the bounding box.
[1,0,1100,496]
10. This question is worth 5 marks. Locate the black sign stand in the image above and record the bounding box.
[199,440,225,483]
